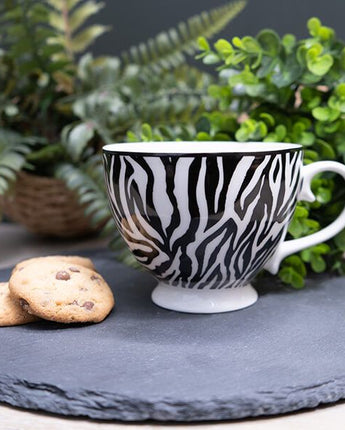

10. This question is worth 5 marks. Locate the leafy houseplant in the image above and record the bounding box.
[0,0,110,235]
[195,17,345,287]
[127,17,345,288]
[0,0,246,236]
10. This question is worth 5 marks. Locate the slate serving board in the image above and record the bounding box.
[0,249,345,422]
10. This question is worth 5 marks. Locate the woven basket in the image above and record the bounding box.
[0,171,98,238]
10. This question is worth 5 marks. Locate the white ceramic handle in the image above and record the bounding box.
[264,161,345,274]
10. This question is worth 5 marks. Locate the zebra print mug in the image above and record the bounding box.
[103,141,345,314]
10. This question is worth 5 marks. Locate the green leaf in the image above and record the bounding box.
[308,17,334,41]
[63,122,95,161]
[257,29,280,56]
[271,55,302,87]
[286,255,307,275]
[71,25,110,53]
[275,124,287,140]
[335,83,345,99]
[241,36,261,53]
[288,218,304,238]
[48,10,65,32]
[214,39,233,57]
[294,205,309,218]
[259,112,275,127]
[197,131,212,141]
[311,254,327,272]
[282,34,296,54]
[69,1,105,33]
[197,36,210,51]
[316,139,336,159]
[307,17,322,37]
[334,229,345,251]
[202,52,220,64]
[304,150,319,162]
[256,56,278,78]
[229,65,258,85]
[312,106,340,122]
[315,186,332,204]
[141,124,153,141]
[26,143,64,164]
[301,243,330,273]
[0,130,37,194]
[279,266,305,289]
[306,47,334,76]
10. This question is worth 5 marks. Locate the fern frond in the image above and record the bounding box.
[46,0,109,60]
[62,65,216,160]
[0,129,37,194]
[0,0,108,96]
[54,155,112,228]
[0,0,63,76]
[121,0,246,71]
[121,89,215,132]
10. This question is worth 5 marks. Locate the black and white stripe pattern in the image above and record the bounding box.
[104,150,303,290]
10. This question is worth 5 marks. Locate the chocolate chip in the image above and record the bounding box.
[19,298,30,311]
[69,267,80,273]
[56,271,70,281]
[82,301,94,310]
[90,275,101,284]
[70,300,79,306]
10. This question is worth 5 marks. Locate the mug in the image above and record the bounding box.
[103,141,345,314]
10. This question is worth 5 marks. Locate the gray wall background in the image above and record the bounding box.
[90,0,345,57]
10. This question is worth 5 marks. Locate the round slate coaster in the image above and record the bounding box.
[0,250,345,422]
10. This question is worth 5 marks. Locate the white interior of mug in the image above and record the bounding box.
[103,141,302,154]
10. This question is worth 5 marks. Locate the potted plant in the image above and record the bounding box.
[0,0,109,236]
[0,0,246,237]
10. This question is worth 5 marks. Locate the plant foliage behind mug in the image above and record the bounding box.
[196,17,345,287]
[129,18,345,288]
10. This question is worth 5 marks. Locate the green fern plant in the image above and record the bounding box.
[0,130,41,195]
[60,0,246,162]
[55,0,246,244]
[61,61,216,161]
[0,0,246,240]
[47,0,109,58]
[121,0,246,72]
[0,0,109,196]
[46,0,109,92]
[54,155,111,228]
[0,0,108,91]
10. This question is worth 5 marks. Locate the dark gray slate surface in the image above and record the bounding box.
[0,249,345,421]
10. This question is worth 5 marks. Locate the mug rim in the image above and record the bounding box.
[103,141,303,157]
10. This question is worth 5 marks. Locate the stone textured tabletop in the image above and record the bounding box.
[1,222,345,430]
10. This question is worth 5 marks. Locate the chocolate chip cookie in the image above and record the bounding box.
[9,262,115,323]
[13,255,96,274]
[0,282,38,326]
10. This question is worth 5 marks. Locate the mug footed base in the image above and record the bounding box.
[151,283,258,314]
